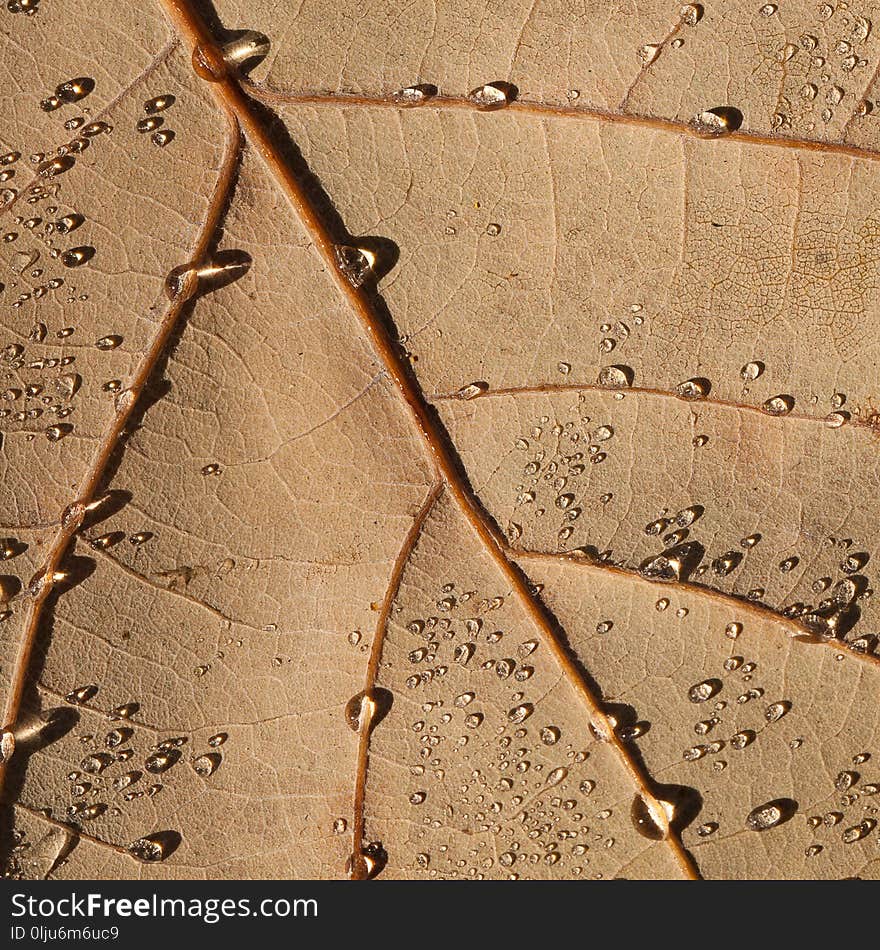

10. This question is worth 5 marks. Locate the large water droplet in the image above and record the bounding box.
[334,244,375,288]
[746,799,796,831]
[631,794,672,840]
[127,831,180,862]
[597,364,633,388]
[762,394,795,416]
[345,687,392,734]
[690,106,743,136]
[676,377,711,399]
[467,82,516,110]
[391,83,437,106]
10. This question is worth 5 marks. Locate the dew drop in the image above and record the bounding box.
[688,679,722,703]
[725,621,743,640]
[631,794,672,840]
[841,819,875,843]
[334,244,375,288]
[455,381,488,400]
[540,725,561,745]
[344,688,391,734]
[127,831,179,863]
[680,3,703,26]
[95,335,122,350]
[676,377,711,399]
[597,364,633,388]
[764,701,791,723]
[690,106,743,136]
[761,394,795,416]
[61,246,93,267]
[192,752,221,777]
[638,44,662,66]
[746,799,795,831]
[467,82,515,110]
[56,78,94,103]
[391,83,436,106]
[0,728,15,765]
[144,94,175,114]
[56,213,84,234]
[507,703,534,724]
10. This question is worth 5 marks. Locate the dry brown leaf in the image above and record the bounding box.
[1,0,879,881]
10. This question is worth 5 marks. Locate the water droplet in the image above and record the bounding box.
[192,44,229,82]
[730,730,756,750]
[0,728,15,765]
[455,381,488,400]
[391,83,436,106]
[688,679,722,703]
[145,750,179,774]
[540,725,561,745]
[80,752,113,774]
[597,364,633,388]
[56,78,94,103]
[835,769,858,792]
[334,244,375,288]
[690,106,743,136]
[507,703,534,724]
[45,423,73,442]
[81,121,111,137]
[631,794,671,840]
[192,752,221,777]
[127,831,179,862]
[842,819,875,843]
[61,246,94,267]
[725,621,743,640]
[762,394,795,416]
[65,684,98,705]
[467,82,516,110]
[638,44,662,66]
[680,4,703,26]
[746,799,795,831]
[144,94,175,114]
[676,377,711,399]
[345,688,391,734]
[764,701,791,723]
[740,360,764,381]
[55,213,84,234]
[95,335,122,350]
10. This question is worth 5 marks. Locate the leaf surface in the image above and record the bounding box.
[1,0,880,880]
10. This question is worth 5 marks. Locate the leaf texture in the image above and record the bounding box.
[1,0,880,880]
